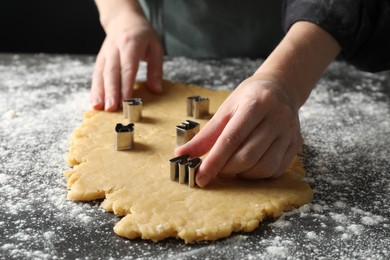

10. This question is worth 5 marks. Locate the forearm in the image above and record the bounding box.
[94,0,146,32]
[254,21,341,108]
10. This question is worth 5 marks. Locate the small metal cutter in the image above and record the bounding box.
[169,154,202,188]
[176,120,200,146]
[123,98,142,122]
[187,96,209,119]
[115,123,134,151]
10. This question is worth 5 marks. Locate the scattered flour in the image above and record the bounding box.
[1,244,14,250]
[269,216,291,228]
[2,110,19,120]
[347,224,364,236]
[311,203,324,212]
[10,232,32,241]
[266,246,289,257]
[361,215,386,226]
[0,174,10,184]
[330,213,349,224]
[306,231,317,239]
[335,226,345,232]
[334,201,347,208]
[43,231,55,241]
[0,54,389,259]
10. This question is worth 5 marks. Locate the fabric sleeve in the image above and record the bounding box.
[283,0,390,72]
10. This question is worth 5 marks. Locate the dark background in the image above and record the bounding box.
[0,0,105,54]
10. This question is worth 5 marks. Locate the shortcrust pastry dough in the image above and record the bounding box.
[65,81,312,243]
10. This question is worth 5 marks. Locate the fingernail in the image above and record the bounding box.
[197,173,211,188]
[105,98,115,111]
[90,97,102,109]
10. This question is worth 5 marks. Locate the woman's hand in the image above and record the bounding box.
[90,6,163,111]
[175,77,303,187]
[176,21,341,187]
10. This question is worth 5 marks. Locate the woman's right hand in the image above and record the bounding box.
[90,4,164,111]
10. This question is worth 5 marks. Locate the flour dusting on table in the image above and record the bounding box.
[0,54,389,259]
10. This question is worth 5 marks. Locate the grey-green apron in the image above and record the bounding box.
[140,0,283,58]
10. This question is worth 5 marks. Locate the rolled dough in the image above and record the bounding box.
[65,81,312,243]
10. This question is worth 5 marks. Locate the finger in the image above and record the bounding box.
[219,117,278,177]
[119,42,141,100]
[238,136,290,179]
[90,53,105,110]
[272,134,303,178]
[103,48,121,112]
[195,103,265,187]
[146,41,163,93]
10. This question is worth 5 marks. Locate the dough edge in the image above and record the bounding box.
[64,81,313,243]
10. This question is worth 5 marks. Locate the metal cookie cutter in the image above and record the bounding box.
[115,123,134,150]
[187,96,209,119]
[169,154,202,188]
[176,120,200,146]
[123,98,142,122]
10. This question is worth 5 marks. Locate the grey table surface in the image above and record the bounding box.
[0,53,389,259]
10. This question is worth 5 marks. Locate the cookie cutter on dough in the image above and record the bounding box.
[123,98,142,122]
[187,96,209,119]
[115,123,134,151]
[176,120,200,146]
[169,154,202,188]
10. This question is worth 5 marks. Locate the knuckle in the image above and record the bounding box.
[237,151,259,167]
[247,97,262,112]
[118,33,136,47]
[103,64,117,76]
[219,168,237,177]
[121,65,136,76]
[147,68,162,79]
[222,131,243,149]
[118,32,146,50]
[255,162,277,178]
[103,78,120,92]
